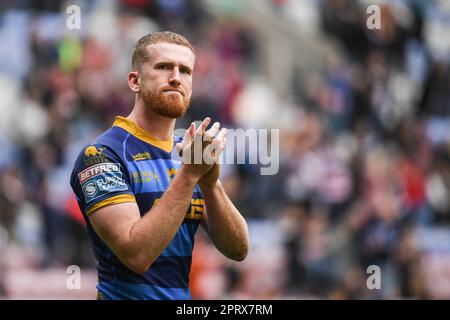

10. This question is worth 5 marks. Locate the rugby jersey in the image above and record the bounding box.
[70,116,204,300]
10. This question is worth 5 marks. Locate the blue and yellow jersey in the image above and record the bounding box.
[70,116,204,300]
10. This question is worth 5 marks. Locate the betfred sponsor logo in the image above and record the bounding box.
[78,163,120,183]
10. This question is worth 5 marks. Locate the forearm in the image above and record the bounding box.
[201,181,249,261]
[126,167,198,269]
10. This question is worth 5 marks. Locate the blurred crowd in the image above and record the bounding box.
[0,0,449,299]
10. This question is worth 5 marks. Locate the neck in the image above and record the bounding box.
[128,99,176,141]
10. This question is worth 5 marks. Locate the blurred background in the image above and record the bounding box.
[0,0,449,299]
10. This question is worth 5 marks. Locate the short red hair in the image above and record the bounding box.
[131,31,195,70]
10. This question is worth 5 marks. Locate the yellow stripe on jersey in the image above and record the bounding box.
[113,116,174,153]
[86,194,136,216]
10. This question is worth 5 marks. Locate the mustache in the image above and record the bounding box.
[161,87,186,96]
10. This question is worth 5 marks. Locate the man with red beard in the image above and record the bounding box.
[70,31,249,300]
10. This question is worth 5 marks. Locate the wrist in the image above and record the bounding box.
[178,166,200,185]
[199,179,222,194]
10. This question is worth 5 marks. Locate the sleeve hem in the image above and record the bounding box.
[86,194,136,216]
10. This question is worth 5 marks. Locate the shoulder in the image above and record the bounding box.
[78,126,131,163]
[70,139,132,207]
[70,127,129,184]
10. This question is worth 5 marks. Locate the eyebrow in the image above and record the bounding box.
[154,61,192,74]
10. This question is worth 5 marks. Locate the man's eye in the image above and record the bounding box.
[157,64,170,70]
[180,68,191,75]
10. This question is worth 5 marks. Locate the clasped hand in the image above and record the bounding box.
[175,117,227,187]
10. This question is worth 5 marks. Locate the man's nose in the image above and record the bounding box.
[169,68,181,86]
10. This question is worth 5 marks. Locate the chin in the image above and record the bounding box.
[153,98,189,118]
[142,90,190,118]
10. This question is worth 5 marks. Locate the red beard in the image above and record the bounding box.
[141,89,190,118]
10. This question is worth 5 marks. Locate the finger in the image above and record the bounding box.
[215,127,227,142]
[212,142,225,163]
[175,142,184,157]
[182,130,190,145]
[180,123,195,149]
[203,143,216,165]
[215,141,226,154]
[192,124,204,151]
[208,122,220,136]
[196,117,211,135]
[185,123,195,140]
[208,138,225,157]
[210,134,226,150]
[188,122,196,137]
[205,122,220,141]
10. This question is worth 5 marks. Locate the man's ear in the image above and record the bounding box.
[128,71,140,93]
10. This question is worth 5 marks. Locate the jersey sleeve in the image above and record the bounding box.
[70,143,136,216]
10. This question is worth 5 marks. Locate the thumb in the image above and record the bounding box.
[175,143,183,156]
